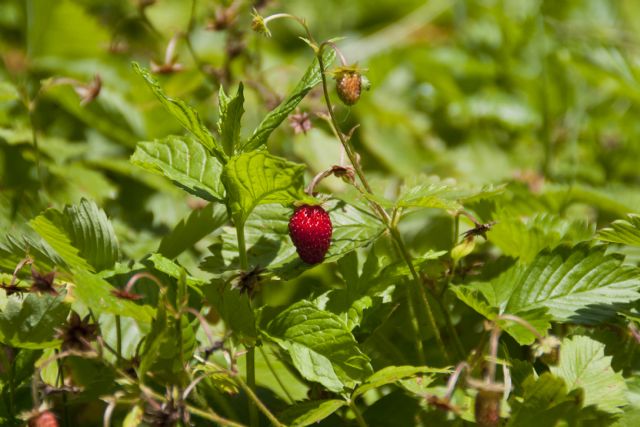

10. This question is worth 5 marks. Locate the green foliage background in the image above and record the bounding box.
[2,0,640,426]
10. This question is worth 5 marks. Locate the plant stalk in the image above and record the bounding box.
[316,44,450,363]
[115,315,123,364]
[236,222,258,427]
[350,401,368,427]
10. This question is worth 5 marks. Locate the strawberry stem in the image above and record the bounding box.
[316,41,452,364]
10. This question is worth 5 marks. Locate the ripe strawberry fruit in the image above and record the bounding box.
[28,411,59,427]
[288,205,332,264]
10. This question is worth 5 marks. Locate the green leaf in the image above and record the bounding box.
[29,199,120,272]
[131,62,224,160]
[72,270,154,324]
[507,373,581,427]
[62,199,120,271]
[0,293,69,349]
[352,365,450,399]
[241,49,336,152]
[279,400,347,427]
[0,233,64,274]
[264,300,373,392]
[505,245,640,323]
[202,282,257,344]
[489,213,594,263]
[597,215,640,247]
[456,245,640,332]
[147,253,205,289]
[30,212,94,272]
[221,151,307,225]
[451,284,551,345]
[217,83,245,156]
[131,135,225,201]
[139,309,196,386]
[550,335,628,414]
[158,203,228,259]
[367,176,505,212]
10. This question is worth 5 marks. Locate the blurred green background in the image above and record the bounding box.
[3,0,640,236]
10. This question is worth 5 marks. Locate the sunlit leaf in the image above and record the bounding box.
[131,135,225,201]
[217,83,245,156]
[132,62,225,160]
[221,151,307,226]
[597,214,640,247]
[550,335,628,414]
[264,300,372,392]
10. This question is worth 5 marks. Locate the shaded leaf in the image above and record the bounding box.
[507,373,581,427]
[139,307,196,386]
[202,282,257,344]
[489,213,594,263]
[0,293,69,349]
[158,203,228,259]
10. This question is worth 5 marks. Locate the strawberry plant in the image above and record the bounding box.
[2,1,640,426]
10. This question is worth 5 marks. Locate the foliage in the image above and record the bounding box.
[1,0,640,426]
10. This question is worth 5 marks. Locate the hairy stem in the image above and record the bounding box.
[316,43,450,363]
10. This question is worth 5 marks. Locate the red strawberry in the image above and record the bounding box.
[28,411,59,427]
[288,205,332,264]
